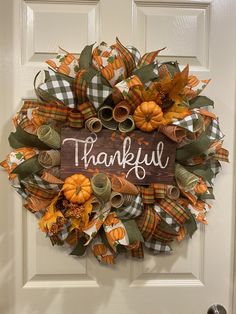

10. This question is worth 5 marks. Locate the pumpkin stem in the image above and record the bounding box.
[76,187,81,194]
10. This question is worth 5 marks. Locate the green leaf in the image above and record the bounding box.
[122,219,144,243]
[184,207,198,238]
[79,43,95,69]
[70,238,87,256]
[189,96,214,109]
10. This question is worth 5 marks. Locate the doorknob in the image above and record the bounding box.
[207,304,227,314]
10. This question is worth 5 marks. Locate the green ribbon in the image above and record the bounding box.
[122,220,144,243]
[70,237,87,256]
[8,125,51,149]
[133,62,158,83]
[118,115,135,133]
[12,155,43,180]
[189,96,214,109]
[79,43,95,69]
[176,131,212,161]
[184,207,197,238]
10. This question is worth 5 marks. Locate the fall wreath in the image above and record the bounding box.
[1,38,229,265]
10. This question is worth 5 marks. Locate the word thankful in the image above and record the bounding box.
[60,128,177,185]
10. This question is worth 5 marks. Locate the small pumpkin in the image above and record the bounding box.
[108,227,126,242]
[103,213,120,226]
[93,243,107,256]
[58,63,70,75]
[63,174,92,204]
[194,179,208,194]
[133,101,164,132]
[101,255,114,265]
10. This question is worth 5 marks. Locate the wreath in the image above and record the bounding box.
[1,38,228,265]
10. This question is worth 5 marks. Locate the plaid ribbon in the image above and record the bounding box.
[144,239,171,254]
[207,118,224,140]
[213,148,229,162]
[126,45,141,66]
[152,183,167,199]
[39,70,76,108]
[74,69,89,105]
[78,102,97,120]
[139,186,155,204]
[68,110,84,128]
[139,48,165,67]
[158,197,190,225]
[172,113,199,132]
[117,194,143,220]
[136,206,161,241]
[87,74,113,109]
[154,204,180,232]
[16,187,28,199]
[36,102,69,122]
[131,242,144,259]
[21,175,60,199]
[152,219,178,242]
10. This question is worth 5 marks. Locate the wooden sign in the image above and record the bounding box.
[60,128,177,185]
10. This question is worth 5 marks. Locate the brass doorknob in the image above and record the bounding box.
[207,304,227,314]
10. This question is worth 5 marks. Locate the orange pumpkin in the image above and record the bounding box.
[93,243,107,256]
[63,174,92,204]
[58,63,70,75]
[46,59,57,69]
[108,227,126,242]
[133,101,164,132]
[101,255,114,265]
[103,213,119,226]
[64,54,75,65]
[194,179,207,194]
[101,65,115,81]
[112,57,123,70]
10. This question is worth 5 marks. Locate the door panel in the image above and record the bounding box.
[0,0,235,314]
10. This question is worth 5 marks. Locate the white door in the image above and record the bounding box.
[0,0,235,314]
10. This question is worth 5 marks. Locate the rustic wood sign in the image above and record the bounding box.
[60,128,177,185]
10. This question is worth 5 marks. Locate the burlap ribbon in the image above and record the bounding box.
[175,164,199,192]
[118,115,135,133]
[91,173,111,202]
[110,191,124,208]
[38,150,60,168]
[85,117,102,133]
[111,176,139,195]
[113,100,131,122]
[37,125,60,149]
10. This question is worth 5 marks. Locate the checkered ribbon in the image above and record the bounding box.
[144,239,171,254]
[126,45,141,66]
[172,112,199,132]
[57,221,71,241]
[136,206,161,241]
[117,194,143,220]
[207,119,224,140]
[154,204,180,232]
[158,197,190,225]
[87,74,113,109]
[39,69,76,108]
